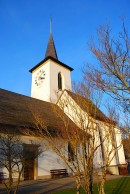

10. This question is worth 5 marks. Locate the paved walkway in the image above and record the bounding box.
[0,175,127,194]
[0,177,75,194]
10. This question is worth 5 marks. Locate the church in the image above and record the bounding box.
[0,28,126,180]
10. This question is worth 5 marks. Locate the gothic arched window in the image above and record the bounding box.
[58,72,62,90]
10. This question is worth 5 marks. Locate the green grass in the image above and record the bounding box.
[52,177,130,194]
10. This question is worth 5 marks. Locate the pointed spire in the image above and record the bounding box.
[45,18,58,60]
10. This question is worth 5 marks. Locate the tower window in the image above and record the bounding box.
[58,72,62,90]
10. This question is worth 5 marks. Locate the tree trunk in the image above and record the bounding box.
[75,176,81,194]
[7,169,13,194]
[99,167,106,194]
[84,163,93,194]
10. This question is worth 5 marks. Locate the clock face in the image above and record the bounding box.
[35,69,46,86]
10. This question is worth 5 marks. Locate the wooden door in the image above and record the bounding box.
[23,144,35,180]
[24,158,34,180]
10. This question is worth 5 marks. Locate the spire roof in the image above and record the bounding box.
[29,19,74,73]
[45,32,58,60]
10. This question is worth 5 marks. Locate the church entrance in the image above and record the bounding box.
[23,144,37,180]
[24,157,34,180]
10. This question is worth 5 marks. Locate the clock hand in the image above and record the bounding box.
[39,77,45,80]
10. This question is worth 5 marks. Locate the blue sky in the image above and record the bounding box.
[0,0,130,97]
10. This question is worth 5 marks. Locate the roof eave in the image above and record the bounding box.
[29,56,74,73]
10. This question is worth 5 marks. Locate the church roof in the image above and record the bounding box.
[29,56,73,72]
[65,90,116,125]
[0,88,77,133]
[45,32,58,59]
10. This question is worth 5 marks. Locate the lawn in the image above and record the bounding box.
[52,177,130,194]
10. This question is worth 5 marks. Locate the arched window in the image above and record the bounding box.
[58,72,62,90]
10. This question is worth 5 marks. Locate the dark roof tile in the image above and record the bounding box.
[45,33,58,59]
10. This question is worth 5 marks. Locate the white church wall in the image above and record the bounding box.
[98,123,125,175]
[57,90,88,129]
[50,61,72,103]
[93,129,104,168]
[57,91,104,167]
[38,149,66,178]
[99,124,118,166]
[57,91,126,174]
[114,127,126,164]
[22,136,70,179]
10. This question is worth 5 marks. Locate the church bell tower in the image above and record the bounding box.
[29,23,73,103]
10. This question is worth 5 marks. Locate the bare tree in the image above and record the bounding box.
[122,135,130,159]
[121,116,130,159]
[56,91,101,194]
[0,132,23,194]
[97,117,122,194]
[0,130,42,194]
[76,100,123,194]
[23,85,123,194]
[72,86,123,194]
[83,19,130,113]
